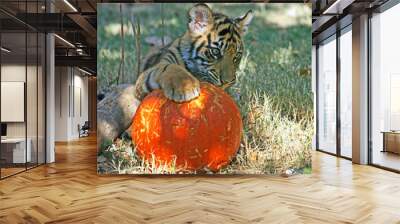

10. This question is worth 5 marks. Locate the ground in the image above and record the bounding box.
[97,3,313,175]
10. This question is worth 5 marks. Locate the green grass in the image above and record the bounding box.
[97,3,313,175]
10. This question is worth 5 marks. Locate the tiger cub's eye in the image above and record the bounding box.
[208,48,221,58]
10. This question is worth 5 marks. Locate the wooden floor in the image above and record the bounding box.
[1,135,400,224]
[1,167,26,178]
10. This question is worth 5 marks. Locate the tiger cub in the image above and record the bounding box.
[134,3,253,102]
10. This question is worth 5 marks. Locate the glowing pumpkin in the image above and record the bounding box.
[132,83,243,172]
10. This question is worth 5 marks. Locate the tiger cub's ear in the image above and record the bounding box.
[235,10,254,35]
[188,4,213,35]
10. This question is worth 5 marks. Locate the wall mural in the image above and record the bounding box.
[97,3,313,175]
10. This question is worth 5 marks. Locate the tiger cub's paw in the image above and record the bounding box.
[161,73,200,103]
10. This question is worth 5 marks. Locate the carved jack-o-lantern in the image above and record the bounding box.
[132,83,243,172]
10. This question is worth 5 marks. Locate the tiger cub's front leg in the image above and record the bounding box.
[135,63,200,103]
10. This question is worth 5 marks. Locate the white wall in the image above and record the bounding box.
[55,67,69,141]
[55,67,89,141]
[1,65,43,138]
[72,73,89,138]
[1,65,26,138]
[1,63,46,164]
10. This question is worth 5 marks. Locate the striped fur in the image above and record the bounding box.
[134,3,253,102]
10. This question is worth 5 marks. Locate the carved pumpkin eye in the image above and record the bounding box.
[208,48,221,58]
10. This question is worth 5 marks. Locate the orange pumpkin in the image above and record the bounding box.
[132,83,243,172]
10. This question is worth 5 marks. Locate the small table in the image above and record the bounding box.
[381,131,400,154]
[1,138,31,164]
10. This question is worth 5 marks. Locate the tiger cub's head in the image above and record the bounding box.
[183,4,253,88]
